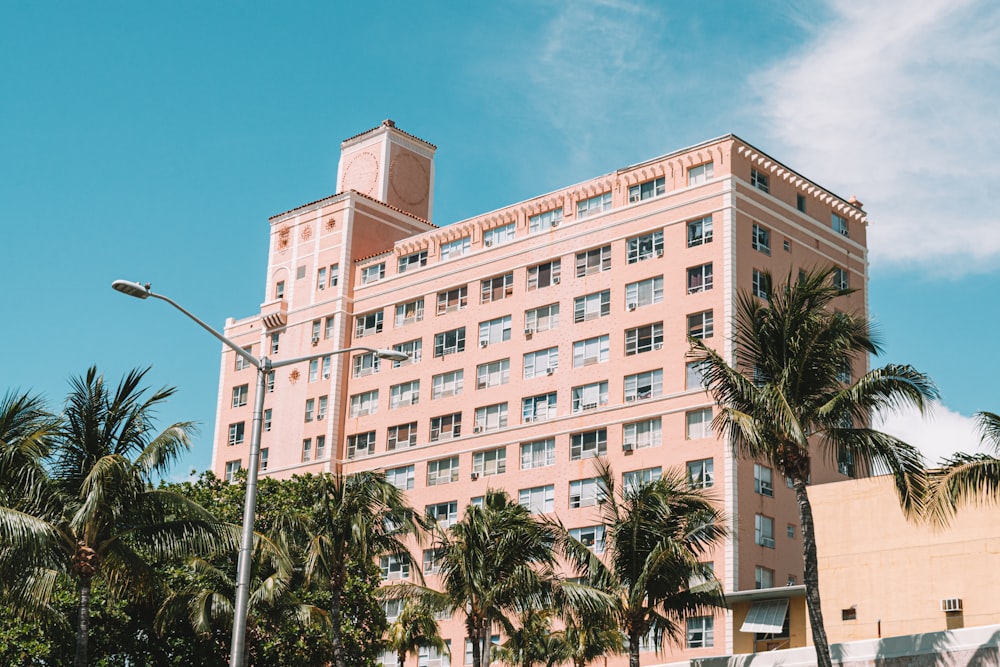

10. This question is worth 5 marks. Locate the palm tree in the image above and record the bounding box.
[384,598,449,667]
[434,490,558,667]
[926,411,1000,522]
[688,267,937,667]
[559,460,725,667]
[543,606,623,667]
[493,606,553,667]
[0,367,221,667]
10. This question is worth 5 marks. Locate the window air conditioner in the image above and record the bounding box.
[312,336,320,346]
[653,342,663,350]
[626,395,637,402]
[552,277,560,284]
[524,328,534,337]
[470,472,480,481]
[941,598,963,612]
[474,426,483,433]
[484,239,493,247]
[627,303,637,311]
[656,249,664,257]
[480,341,489,348]
[546,367,555,376]
[623,441,635,451]
[551,220,560,228]
[317,414,324,421]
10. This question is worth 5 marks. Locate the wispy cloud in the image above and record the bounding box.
[753,0,1000,273]
[874,401,982,465]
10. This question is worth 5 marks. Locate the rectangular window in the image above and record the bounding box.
[393,339,422,367]
[624,369,663,402]
[426,501,459,529]
[315,435,326,460]
[832,213,849,237]
[235,346,253,371]
[225,460,241,482]
[574,290,611,323]
[687,361,708,389]
[385,465,414,490]
[309,358,320,382]
[384,598,404,623]
[569,525,606,553]
[266,371,274,392]
[355,310,384,338]
[687,263,714,293]
[311,320,322,343]
[686,616,714,648]
[687,216,713,247]
[571,381,608,412]
[569,477,606,508]
[231,384,248,408]
[833,267,849,290]
[440,237,471,261]
[751,168,770,193]
[270,332,280,355]
[427,456,460,486]
[754,463,774,496]
[353,351,380,378]
[483,223,515,247]
[623,417,662,450]
[301,438,312,462]
[263,409,272,432]
[570,429,607,461]
[390,380,420,409]
[317,395,328,420]
[519,485,555,514]
[260,448,268,471]
[349,390,378,417]
[432,369,464,399]
[437,286,468,314]
[527,259,561,290]
[625,323,664,355]
[525,303,559,333]
[430,413,462,441]
[575,245,612,276]
[573,335,609,367]
[387,422,418,450]
[752,269,770,299]
[687,458,714,488]
[686,408,712,440]
[380,555,409,581]
[577,192,612,219]
[274,281,285,300]
[474,403,508,433]
[317,267,327,291]
[752,223,771,255]
[523,348,558,380]
[688,162,714,186]
[687,311,713,339]
[476,359,510,389]
[755,514,775,548]
[625,276,663,310]
[227,422,245,446]
[520,439,556,469]
[481,273,514,303]
[324,316,335,339]
[422,548,445,576]
[522,392,557,423]
[434,327,466,357]
[395,298,425,326]
[472,447,507,476]
[797,193,807,212]
[347,431,376,459]
[755,566,775,589]
[398,250,428,274]
[627,230,664,263]
[361,263,385,285]
[529,208,563,233]
[628,177,665,203]
[304,398,315,423]
[838,448,855,477]
[623,467,662,493]
[328,264,339,287]
[478,316,512,346]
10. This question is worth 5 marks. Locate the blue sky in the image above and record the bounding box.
[3,0,998,478]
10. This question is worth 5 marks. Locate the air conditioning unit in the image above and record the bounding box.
[317,414,325,421]
[476,380,487,389]
[474,426,483,433]
[941,598,963,612]
[484,239,493,247]
[626,395,637,402]
[480,341,489,348]
[656,249,664,258]
[311,336,320,346]
[524,328,534,337]
[551,220,560,228]
[623,442,634,452]
[470,472,480,481]
[546,367,555,376]
[552,277,560,285]
[653,342,663,350]
[627,303,637,311]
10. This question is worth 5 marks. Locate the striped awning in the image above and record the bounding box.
[740,599,789,634]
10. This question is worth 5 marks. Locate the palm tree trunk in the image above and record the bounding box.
[628,632,640,667]
[74,576,92,667]
[329,589,347,667]
[793,478,833,667]
[397,648,405,667]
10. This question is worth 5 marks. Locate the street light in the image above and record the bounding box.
[111,279,407,667]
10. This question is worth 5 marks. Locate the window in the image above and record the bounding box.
[784,239,791,252]
[231,384,248,408]
[796,193,807,212]
[430,413,462,441]
[353,351,380,378]
[529,208,563,233]
[328,264,339,287]
[263,409,272,432]
[274,281,285,299]
[474,403,508,432]
[266,371,274,393]
[833,267,849,290]
[426,501,459,529]
[478,316,512,346]
[349,390,378,417]
[347,431,376,459]
[434,327,466,357]
[224,460,241,482]
[623,467,662,493]
[395,298,424,326]
[576,245,611,276]
[523,348,558,380]
[686,616,714,648]
[623,417,662,450]
[569,477,606,508]
[688,311,713,339]
[688,162,714,186]
[687,458,714,488]
[393,339,422,367]
[304,398,315,422]
[473,447,506,476]
[398,250,428,274]
[842,607,857,621]
[440,237,470,261]
[755,566,774,589]
[686,408,712,439]
[390,380,419,408]
[574,290,610,322]
[317,395,328,420]
[525,303,559,333]
[522,392,557,423]
[752,269,770,299]
[752,223,771,255]
[577,192,612,219]
[755,514,776,548]
[422,548,445,576]
[519,485,554,514]
[754,464,774,496]
[386,465,414,490]
[317,267,327,291]
[687,216,713,247]
[625,323,664,355]
[380,555,410,581]
[573,335,609,367]
[427,456,460,486]
[627,230,664,263]
[520,439,555,469]
[570,429,607,460]
[308,358,320,383]
[311,320,322,343]
[832,213,849,237]
[476,359,510,389]
[301,438,312,462]
[838,447,855,477]
[361,263,385,285]
[483,223,515,247]
[437,286,468,314]
[527,259,561,290]
[572,382,608,412]
[324,316,336,339]
[687,263,714,293]
[465,637,500,665]
[787,524,796,539]
[751,168,769,193]
[628,177,665,202]
[686,361,708,389]
[387,422,417,450]
[625,276,663,309]
[259,448,268,471]
[355,310,384,339]
[296,265,306,280]
[432,370,464,399]
[569,525,606,553]
[384,598,404,623]
[323,356,334,380]
[270,332,280,355]
[235,346,253,371]
[228,422,245,446]
[481,273,514,303]
[624,369,663,401]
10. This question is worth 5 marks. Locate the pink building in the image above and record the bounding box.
[211,120,868,664]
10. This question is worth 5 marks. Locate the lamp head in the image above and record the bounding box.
[375,349,409,362]
[112,280,151,299]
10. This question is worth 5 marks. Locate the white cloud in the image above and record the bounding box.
[873,401,982,466]
[753,0,1000,273]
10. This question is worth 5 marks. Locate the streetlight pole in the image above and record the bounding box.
[111,280,407,667]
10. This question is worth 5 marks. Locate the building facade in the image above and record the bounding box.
[211,120,869,664]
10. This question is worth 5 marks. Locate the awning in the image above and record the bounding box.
[740,598,789,634]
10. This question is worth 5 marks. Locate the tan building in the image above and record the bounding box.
[211,120,868,664]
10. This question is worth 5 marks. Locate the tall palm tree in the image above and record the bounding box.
[384,598,449,667]
[543,606,623,667]
[926,411,1000,523]
[0,367,221,667]
[688,268,937,667]
[559,461,726,667]
[434,490,558,667]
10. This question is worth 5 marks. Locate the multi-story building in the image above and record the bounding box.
[211,119,869,664]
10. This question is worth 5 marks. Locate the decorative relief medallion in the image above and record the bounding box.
[325,216,336,231]
[289,369,300,384]
[389,153,430,206]
[277,226,290,251]
[300,224,312,241]
[342,150,379,196]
